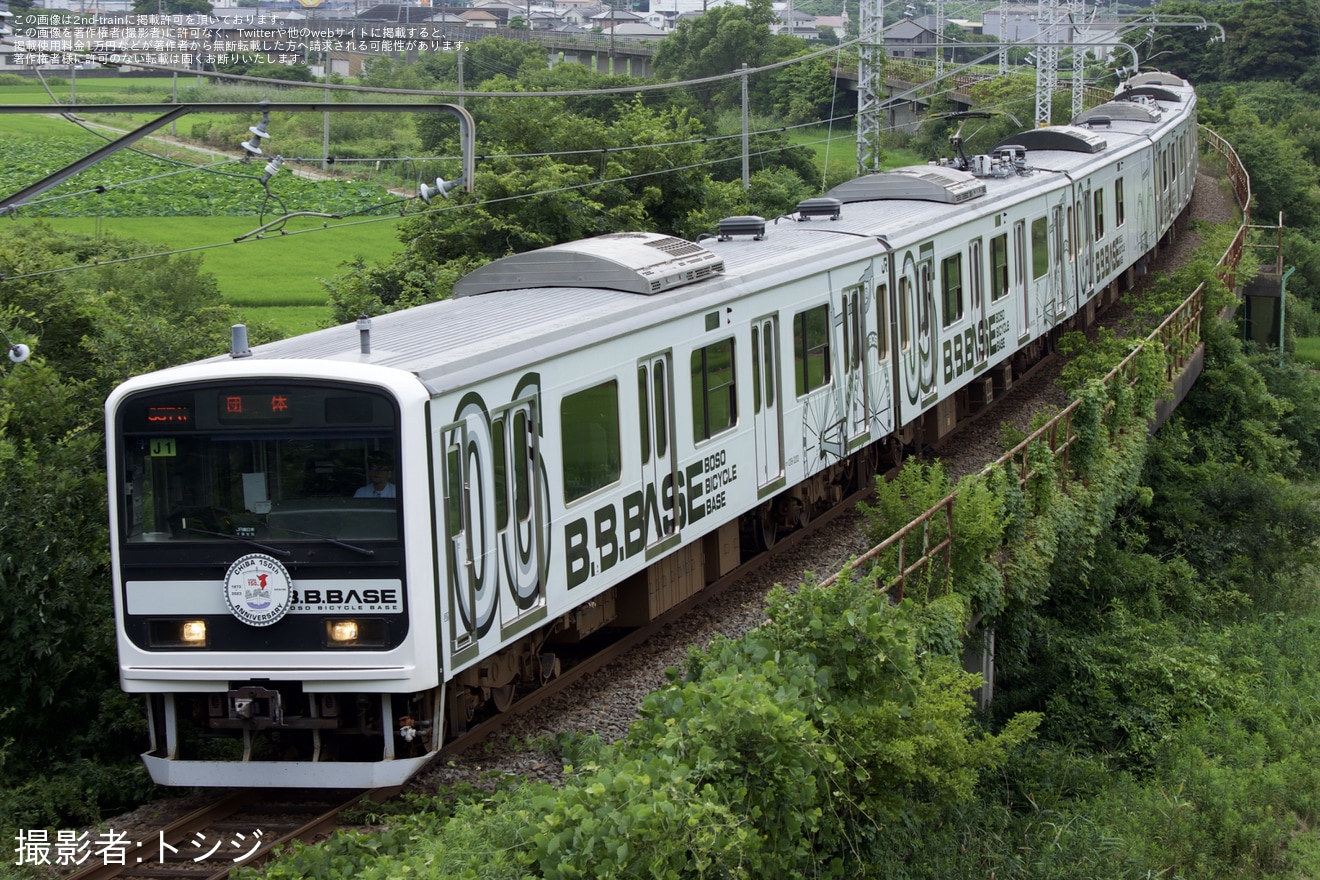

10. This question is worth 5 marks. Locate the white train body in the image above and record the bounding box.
[105,74,1197,787]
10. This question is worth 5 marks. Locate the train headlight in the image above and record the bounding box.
[148,619,208,647]
[181,620,207,644]
[329,620,359,643]
[324,619,386,648]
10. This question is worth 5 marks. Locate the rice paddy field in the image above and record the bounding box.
[1293,337,1320,368]
[27,215,407,333]
[2,79,409,333]
[3,75,910,337]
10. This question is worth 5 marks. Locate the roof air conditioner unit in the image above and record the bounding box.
[796,197,842,220]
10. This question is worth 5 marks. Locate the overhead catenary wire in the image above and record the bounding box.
[0,114,900,286]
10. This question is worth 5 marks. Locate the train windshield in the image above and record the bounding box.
[116,382,401,544]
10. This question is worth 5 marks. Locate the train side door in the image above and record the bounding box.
[1014,219,1029,343]
[1051,204,1067,323]
[494,398,547,634]
[1139,151,1154,253]
[1078,185,1094,302]
[897,243,937,410]
[841,282,868,442]
[439,417,496,658]
[638,353,679,549]
[869,255,895,437]
[751,315,785,492]
[969,237,987,372]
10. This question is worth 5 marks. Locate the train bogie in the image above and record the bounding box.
[106,73,1199,788]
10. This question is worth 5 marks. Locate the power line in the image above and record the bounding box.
[0,118,875,285]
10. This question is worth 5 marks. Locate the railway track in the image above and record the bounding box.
[58,788,398,880]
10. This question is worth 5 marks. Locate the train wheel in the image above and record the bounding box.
[794,492,812,528]
[491,684,515,713]
[753,500,778,551]
[447,686,475,736]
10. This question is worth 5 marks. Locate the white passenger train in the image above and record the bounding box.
[106,73,1198,787]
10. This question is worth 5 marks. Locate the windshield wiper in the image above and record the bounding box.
[184,525,292,559]
[264,525,376,557]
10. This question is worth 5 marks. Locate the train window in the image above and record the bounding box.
[751,326,762,413]
[876,283,889,358]
[653,362,668,457]
[794,305,832,396]
[1031,217,1049,280]
[561,381,621,503]
[990,234,1009,302]
[898,278,911,352]
[512,410,531,522]
[637,368,650,466]
[843,284,864,370]
[941,254,963,327]
[445,442,463,534]
[492,415,508,530]
[1094,190,1104,241]
[969,239,984,317]
[1115,179,1125,226]
[691,338,737,442]
[1014,220,1028,328]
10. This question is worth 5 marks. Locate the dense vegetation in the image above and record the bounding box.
[6,0,1320,874]
[0,224,278,829]
[224,242,1320,877]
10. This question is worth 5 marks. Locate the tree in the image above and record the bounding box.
[1222,0,1319,82]
[765,54,837,124]
[653,0,778,109]
[1227,124,1320,229]
[0,224,259,827]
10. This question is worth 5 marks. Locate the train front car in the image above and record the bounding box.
[106,361,439,788]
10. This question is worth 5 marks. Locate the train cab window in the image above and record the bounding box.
[793,304,832,396]
[691,339,737,443]
[118,384,402,545]
[941,254,963,327]
[1115,179,1125,227]
[990,234,1009,302]
[1094,190,1105,241]
[1031,217,1049,280]
[561,381,621,503]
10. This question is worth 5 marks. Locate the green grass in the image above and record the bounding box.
[1294,337,1320,367]
[25,215,404,307]
[0,75,189,104]
[238,304,337,336]
[784,124,928,188]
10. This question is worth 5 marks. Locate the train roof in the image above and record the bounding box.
[214,74,1195,395]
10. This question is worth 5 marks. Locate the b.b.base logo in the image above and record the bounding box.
[224,553,294,626]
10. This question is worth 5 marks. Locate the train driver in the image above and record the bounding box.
[354,452,397,498]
